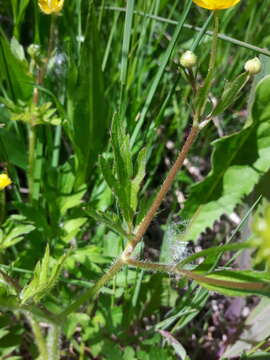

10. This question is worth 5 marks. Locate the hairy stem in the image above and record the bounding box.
[126,259,268,292]
[47,324,61,360]
[60,125,199,318]
[123,125,199,257]
[26,313,48,360]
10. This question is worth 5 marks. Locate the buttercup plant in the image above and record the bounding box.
[0,0,270,358]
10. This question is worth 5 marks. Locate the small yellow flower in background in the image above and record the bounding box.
[38,0,64,15]
[0,173,12,190]
[192,0,240,10]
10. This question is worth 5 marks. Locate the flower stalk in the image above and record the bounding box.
[194,10,219,123]
[28,14,57,201]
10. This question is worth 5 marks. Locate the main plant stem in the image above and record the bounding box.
[122,125,199,258]
[60,125,199,318]
[47,325,61,360]
[27,314,48,360]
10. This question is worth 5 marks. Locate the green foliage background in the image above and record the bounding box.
[0,0,270,359]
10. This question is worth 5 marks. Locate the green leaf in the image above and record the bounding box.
[67,3,109,186]
[86,208,128,237]
[190,269,270,298]
[45,161,87,217]
[11,0,31,38]
[102,116,147,224]
[120,0,135,86]
[0,216,35,251]
[61,217,87,243]
[65,245,109,270]
[0,128,28,169]
[211,72,249,116]
[111,115,134,222]
[182,75,270,241]
[177,242,251,268]
[131,147,147,212]
[100,156,119,194]
[10,37,25,62]
[0,29,33,102]
[20,245,69,304]
[64,313,90,339]
[111,115,133,189]
[100,155,133,224]
[1,224,35,250]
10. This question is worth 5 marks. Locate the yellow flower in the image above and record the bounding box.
[192,0,240,10]
[0,173,12,190]
[38,0,64,15]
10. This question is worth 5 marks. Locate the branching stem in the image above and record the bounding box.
[126,258,268,292]
[60,125,199,318]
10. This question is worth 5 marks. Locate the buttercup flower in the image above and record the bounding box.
[192,0,240,10]
[0,173,12,190]
[38,0,64,15]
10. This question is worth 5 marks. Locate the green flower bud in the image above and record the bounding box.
[244,57,262,75]
[27,44,40,59]
[180,51,197,69]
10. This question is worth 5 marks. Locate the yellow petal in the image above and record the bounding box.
[0,173,12,190]
[38,0,64,14]
[192,0,240,10]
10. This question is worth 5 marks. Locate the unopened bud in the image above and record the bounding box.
[27,44,40,59]
[180,51,197,68]
[244,57,262,75]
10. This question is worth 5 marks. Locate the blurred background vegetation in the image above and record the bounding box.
[1,0,270,359]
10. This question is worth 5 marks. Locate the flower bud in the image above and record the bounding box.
[0,173,12,190]
[27,44,40,59]
[244,57,262,75]
[180,51,197,69]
